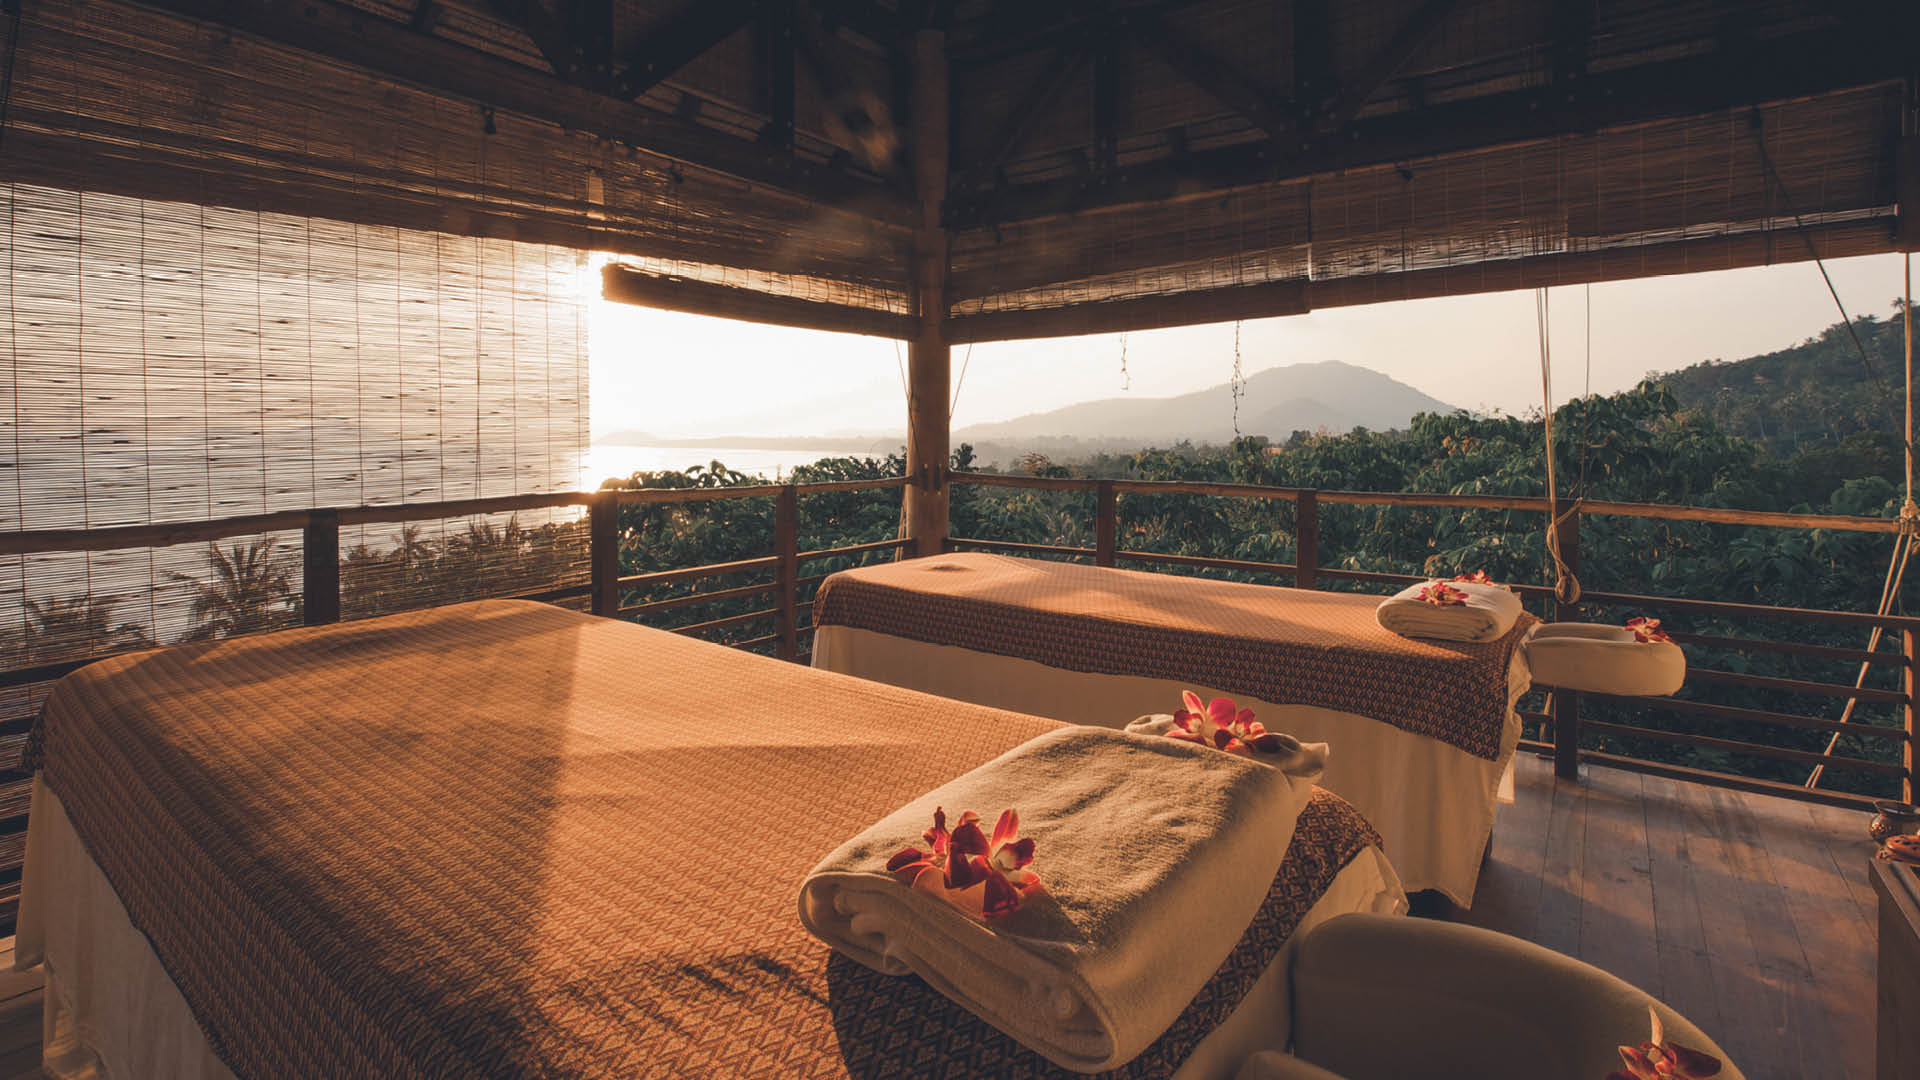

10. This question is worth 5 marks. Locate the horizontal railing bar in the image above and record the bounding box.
[950,472,1095,492]
[1578,691,1908,740]
[336,491,594,526]
[1582,719,1907,775]
[798,538,911,562]
[950,473,1901,533]
[796,573,831,591]
[615,477,910,505]
[511,583,594,604]
[666,608,778,637]
[793,476,912,494]
[1685,667,1909,704]
[1517,736,1555,755]
[949,538,1098,558]
[731,632,782,648]
[619,582,780,616]
[1580,750,1881,811]
[1113,550,1297,576]
[794,651,811,665]
[616,556,779,590]
[1110,479,1302,501]
[1516,711,1553,726]
[1310,567,1559,599]
[1663,630,1900,666]
[0,510,315,555]
[1578,589,1920,632]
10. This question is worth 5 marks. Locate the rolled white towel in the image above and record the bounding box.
[797,726,1317,1073]
[1123,713,1329,779]
[1375,579,1523,642]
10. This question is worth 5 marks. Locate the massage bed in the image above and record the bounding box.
[18,599,1403,1079]
[810,553,1534,906]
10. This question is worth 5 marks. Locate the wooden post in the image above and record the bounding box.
[590,490,620,617]
[1897,132,1919,254]
[1294,490,1318,590]
[1095,480,1117,567]
[903,27,951,557]
[1551,498,1583,780]
[302,509,340,626]
[1905,628,1916,804]
[775,485,799,661]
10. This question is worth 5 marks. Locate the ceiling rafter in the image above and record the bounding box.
[611,0,760,101]
[484,0,583,83]
[1318,0,1463,134]
[961,43,1092,192]
[125,0,915,225]
[1126,8,1302,144]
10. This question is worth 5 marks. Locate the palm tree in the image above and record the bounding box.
[20,596,154,666]
[169,538,294,642]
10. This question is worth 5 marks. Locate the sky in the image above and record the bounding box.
[587,251,1910,441]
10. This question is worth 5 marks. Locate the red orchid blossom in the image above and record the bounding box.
[885,807,1042,918]
[1626,616,1672,644]
[1605,1007,1721,1080]
[1418,581,1470,606]
[1451,570,1495,586]
[1166,691,1296,757]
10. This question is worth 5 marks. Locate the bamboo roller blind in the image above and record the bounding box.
[949,84,1903,320]
[0,178,592,674]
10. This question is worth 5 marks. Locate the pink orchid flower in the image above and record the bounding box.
[1418,581,1469,606]
[1167,691,1298,757]
[1604,1007,1721,1080]
[885,807,1043,919]
[1451,570,1495,585]
[1626,616,1672,644]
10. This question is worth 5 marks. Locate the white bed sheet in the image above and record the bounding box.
[15,776,1405,1080]
[812,624,1528,905]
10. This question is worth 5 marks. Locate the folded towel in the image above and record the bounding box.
[798,726,1318,1073]
[1122,714,1330,778]
[1375,579,1523,642]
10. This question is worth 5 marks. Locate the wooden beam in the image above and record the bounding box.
[601,264,915,339]
[950,30,1906,227]
[949,279,1308,342]
[905,28,951,556]
[485,0,582,82]
[1127,9,1297,144]
[612,0,759,99]
[1900,132,1920,253]
[1318,0,1461,133]
[126,0,911,223]
[962,45,1090,189]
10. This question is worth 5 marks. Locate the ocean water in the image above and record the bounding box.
[584,444,900,486]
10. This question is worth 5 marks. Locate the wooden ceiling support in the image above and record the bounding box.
[950,279,1308,342]
[1899,131,1920,253]
[611,0,759,100]
[127,0,911,223]
[905,27,951,556]
[601,265,914,339]
[484,0,582,82]
[1318,0,1462,134]
[1127,9,1297,146]
[949,28,1907,228]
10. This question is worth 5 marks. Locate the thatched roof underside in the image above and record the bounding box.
[3,0,1914,338]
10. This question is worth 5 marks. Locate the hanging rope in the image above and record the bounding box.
[1231,320,1245,435]
[1537,288,1582,604]
[1118,332,1130,391]
[948,340,973,421]
[1808,251,1918,789]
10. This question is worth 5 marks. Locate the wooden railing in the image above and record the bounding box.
[949,471,1916,811]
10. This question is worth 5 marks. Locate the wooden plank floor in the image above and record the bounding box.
[0,756,1881,1079]
[1462,753,1879,1080]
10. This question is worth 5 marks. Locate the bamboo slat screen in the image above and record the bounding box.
[948,84,1902,324]
[0,179,592,691]
[0,0,911,316]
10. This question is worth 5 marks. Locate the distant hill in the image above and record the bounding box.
[954,361,1459,446]
[1657,307,1910,454]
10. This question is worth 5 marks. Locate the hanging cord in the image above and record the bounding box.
[1118,332,1130,391]
[1807,252,1919,788]
[1750,113,1902,438]
[1230,320,1245,435]
[948,340,972,421]
[1538,288,1581,604]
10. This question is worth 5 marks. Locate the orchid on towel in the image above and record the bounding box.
[1450,570,1496,586]
[1626,617,1672,644]
[1606,1007,1721,1079]
[1417,581,1469,606]
[1166,690,1300,757]
[885,807,1043,918]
